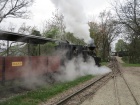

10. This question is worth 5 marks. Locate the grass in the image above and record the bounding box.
[101,62,108,66]
[0,75,94,105]
[122,63,140,67]
[121,56,140,67]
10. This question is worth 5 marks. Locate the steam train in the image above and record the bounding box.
[0,31,101,85]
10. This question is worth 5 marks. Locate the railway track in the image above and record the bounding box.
[51,72,113,105]
[0,73,113,104]
[0,74,112,104]
[49,57,139,105]
[112,57,139,105]
[1,57,138,105]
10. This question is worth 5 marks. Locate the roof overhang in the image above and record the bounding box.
[0,31,54,44]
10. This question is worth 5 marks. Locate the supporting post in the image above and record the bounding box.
[39,44,40,55]
[2,57,5,86]
[7,41,9,56]
[28,40,30,56]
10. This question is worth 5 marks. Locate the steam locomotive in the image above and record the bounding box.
[55,40,101,65]
[0,31,101,85]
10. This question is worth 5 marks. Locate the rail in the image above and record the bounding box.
[112,57,139,105]
[53,72,112,105]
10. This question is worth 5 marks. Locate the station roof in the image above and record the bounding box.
[0,30,54,44]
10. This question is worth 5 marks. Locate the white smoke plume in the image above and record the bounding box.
[20,59,48,89]
[19,52,111,88]
[51,0,91,42]
[55,56,111,82]
[19,50,68,89]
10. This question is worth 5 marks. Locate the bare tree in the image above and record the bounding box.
[43,9,66,39]
[18,22,32,34]
[113,0,140,63]
[99,10,120,60]
[114,0,140,37]
[89,10,120,61]
[0,0,34,23]
[7,22,16,32]
[88,22,101,55]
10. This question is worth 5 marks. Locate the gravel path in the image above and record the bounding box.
[40,57,140,105]
[116,75,136,105]
[81,79,115,105]
[116,56,124,63]
[123,67,140,104]
[81,66,140,105]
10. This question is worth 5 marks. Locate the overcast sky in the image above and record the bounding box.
[0,0,118,50]
[0,0,111,31]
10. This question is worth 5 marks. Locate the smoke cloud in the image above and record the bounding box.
[55,56,111,82]
[51,0,91,42]
[19,52,111,89]
[20,59,48,89]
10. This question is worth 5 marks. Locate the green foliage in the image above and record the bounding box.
[101,62,108,66]
[40,42,56,55]
[88,11,119,61]
[122,63,140,67]
[128,38,140,63]
[122,56,129,63]
[0,43,29,56]
[43,27,59,38]
[0,75,94,105]
[8,45,24,56]
[88,22,101,55]
[113,0,140,64]
[115,39,127,52]
[29,44,38,56]
[64,32,86,45]
[31,29,41,36]
[122,56,140,65]
[43,10,65,39]
[26,29,42,56]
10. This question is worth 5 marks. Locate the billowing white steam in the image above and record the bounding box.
[20,53,111,88]
[51,0,91,42]
[20,60,48,89]
[55,56,111,82]
[88,39,94,45]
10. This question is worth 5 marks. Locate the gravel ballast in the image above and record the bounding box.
[81,79,115,105]
[40,75,104,105]
[81,66,140,105]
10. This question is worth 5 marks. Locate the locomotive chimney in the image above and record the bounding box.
[88,39,95,50]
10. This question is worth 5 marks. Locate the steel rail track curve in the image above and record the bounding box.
[117,61,139,105]
[113,57,139,105]
[52,72,112,105]
[112,57,121,105]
